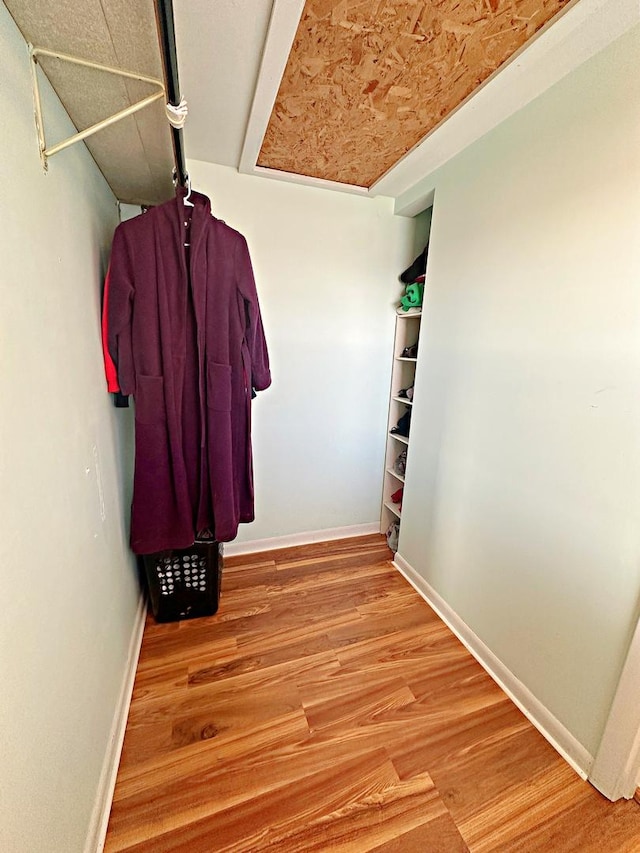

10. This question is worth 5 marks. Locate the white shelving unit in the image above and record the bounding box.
[380,309,421,547]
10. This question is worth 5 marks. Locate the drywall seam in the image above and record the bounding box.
[394,552,593,780]
[84,593,147,853]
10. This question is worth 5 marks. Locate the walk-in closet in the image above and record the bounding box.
[2,1,640,850]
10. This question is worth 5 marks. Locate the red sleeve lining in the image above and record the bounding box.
[102,267,121,393]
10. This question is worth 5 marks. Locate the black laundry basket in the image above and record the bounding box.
[142,539,223,623]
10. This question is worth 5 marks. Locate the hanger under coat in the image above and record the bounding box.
[183,173,194,208]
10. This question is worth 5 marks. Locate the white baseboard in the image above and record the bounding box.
[84,593,147,853]
[223,523,381,556]
[393,553,593,780]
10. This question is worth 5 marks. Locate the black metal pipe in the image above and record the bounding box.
[155,0,188,187]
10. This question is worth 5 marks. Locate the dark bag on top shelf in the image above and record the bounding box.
[399,242,429,284]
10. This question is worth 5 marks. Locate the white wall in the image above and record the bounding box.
[399,24,640,757]
[188,161,415,545]
[0,7,140,851]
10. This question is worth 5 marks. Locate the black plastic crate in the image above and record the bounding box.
[142,539,223,623]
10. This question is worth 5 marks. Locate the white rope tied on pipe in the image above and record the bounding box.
[165,97,188,129]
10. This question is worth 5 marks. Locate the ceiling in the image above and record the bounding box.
[6,0,638,208]
[177,0,637,209]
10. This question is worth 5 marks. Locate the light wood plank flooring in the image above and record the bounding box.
[105,535,640,852]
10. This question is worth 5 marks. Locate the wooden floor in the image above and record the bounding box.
[105,535,640,852]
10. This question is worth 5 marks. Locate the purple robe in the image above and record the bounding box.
[106,189,270,554]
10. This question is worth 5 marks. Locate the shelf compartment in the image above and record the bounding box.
[381,298,423,534]
[389,432,409,445]
[383,500,401,518]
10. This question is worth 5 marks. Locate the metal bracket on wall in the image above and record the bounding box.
[28,44,166,171]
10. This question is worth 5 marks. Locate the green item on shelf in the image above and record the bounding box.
[400,281,424,312]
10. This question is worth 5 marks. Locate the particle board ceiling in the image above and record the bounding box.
[5,0,174,205]
[257,0,572,188]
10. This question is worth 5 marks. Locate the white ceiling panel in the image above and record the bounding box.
[174,0,274,168]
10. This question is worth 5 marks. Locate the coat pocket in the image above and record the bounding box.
[135,374,166,424]
[207,361,232,411]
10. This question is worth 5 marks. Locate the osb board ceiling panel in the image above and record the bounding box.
[258,0,573,187]
[5,0,174,205]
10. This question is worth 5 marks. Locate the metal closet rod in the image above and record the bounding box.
[156,0,188,188]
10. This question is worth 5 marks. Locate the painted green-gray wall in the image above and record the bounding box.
[399,24,640,756]
[0,7,140,851]
[189,160,415,545]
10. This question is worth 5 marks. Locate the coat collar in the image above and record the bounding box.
[173,186,211,258]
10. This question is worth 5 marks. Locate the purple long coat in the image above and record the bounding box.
[107,190,271,554]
